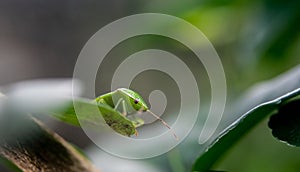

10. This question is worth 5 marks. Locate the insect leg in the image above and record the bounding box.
[121,100,127,116]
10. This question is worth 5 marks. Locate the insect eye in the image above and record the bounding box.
[134,99,139,104]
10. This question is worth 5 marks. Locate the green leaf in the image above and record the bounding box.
[51,99,137,136]
[268,98,300,146]
[192,88,300,172]
[0,156,22,172]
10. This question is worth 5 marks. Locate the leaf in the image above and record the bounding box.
[192,88,300,172]
[51,99,137,136]
[268,98,300,146]
[5,79,82,114]
[0,117,100,172]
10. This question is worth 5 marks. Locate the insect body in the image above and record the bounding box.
[96,88,178,139]
[96,88,148,116]
[53,88,177,139]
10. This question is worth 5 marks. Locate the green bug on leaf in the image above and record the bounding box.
[52,88,178,139]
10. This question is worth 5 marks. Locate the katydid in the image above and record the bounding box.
[52,88,178,139]
[95,88,178,139]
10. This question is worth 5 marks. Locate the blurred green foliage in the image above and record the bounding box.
[177,0,300,90]
[142,0,300,171]
[171,0,300,171]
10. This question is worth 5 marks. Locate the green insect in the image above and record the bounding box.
[52,88,177,139]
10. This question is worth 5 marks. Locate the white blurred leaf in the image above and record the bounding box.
[0,78,83,141]
[5,78,82,113]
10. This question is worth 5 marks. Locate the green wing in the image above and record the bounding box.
[51,99,137,136]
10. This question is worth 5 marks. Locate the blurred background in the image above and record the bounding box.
[0,0,300,171]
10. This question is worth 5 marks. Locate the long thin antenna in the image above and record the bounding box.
[147,110,179,140]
